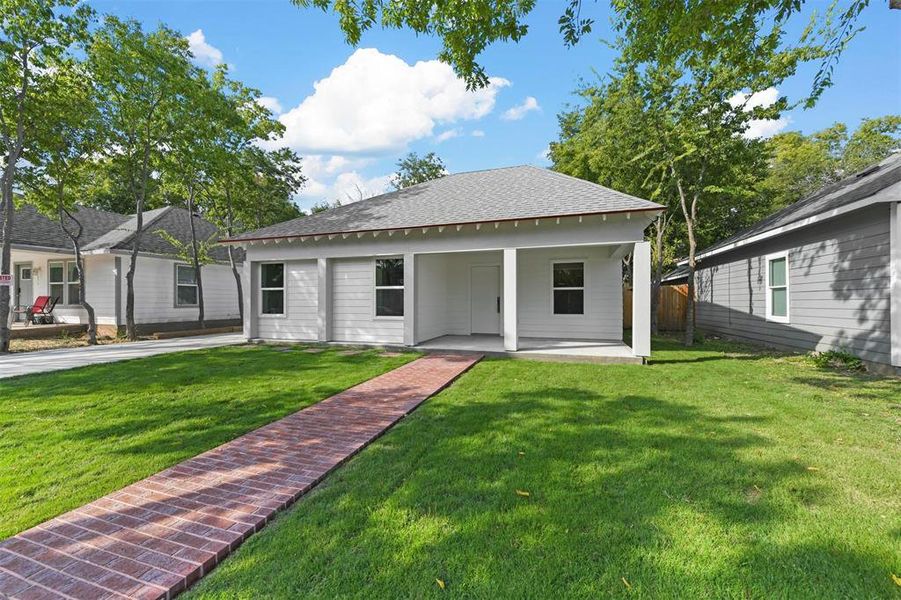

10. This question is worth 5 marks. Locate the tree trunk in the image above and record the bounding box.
[186,185,205,328]
[650,213,668,335]
[673,166,700,347]
[59,206,97,345]
[0,176,14,353]
[225,189,243,320]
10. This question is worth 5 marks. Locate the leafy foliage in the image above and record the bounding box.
[760,116,901,210]
[391,151,447,190]
[809,349,866,372]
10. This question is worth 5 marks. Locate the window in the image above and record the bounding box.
[766,252,789,322]
[48,260,80,305]
[175,264,198,307]
[552,261,584,315]
[259,263,285,315]
[19,267,31,280]
[375,257,404,317]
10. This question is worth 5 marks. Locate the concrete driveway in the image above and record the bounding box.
[0,333,245,379]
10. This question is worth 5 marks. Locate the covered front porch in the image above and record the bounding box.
[414,334,640,363]
[403,241,651,361]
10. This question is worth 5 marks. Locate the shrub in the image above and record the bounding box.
[809,349,865,372]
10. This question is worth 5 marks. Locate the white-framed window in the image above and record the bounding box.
[375,257,404,317]
[175,264,198,307]
[765,251,790,323]
[551,260,585,315]
[19,267,31,281]
[259,263,285,316]
[48,260,80,305]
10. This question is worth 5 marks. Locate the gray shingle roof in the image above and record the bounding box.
[699,152,901,258]
[4,204,242,263]
[229,165,663,241]
[1,204,128,250]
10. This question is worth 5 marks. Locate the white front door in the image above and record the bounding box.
[14,263,33,321]
[471,265,500,334]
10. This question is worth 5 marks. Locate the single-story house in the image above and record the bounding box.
[224,166,664,361]
[686,153,901,373]
[4,204,243,335]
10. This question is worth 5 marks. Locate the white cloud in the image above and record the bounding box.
[435,128,462,143]
[536,144,551,162]
[256,96,283,115]
[743,117,790,139]
[301,169,392,204]
[728,87,788,139]
[272,48,510,154]
[186,29,224,68]
[501,96,540,121]
[471,129,485,137]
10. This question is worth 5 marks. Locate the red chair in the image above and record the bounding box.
[25,296,58,325]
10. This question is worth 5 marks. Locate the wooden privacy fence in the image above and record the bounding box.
[623,284,689,331]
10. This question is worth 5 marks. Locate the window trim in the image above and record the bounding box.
[550,259,586,316]
[258,262,287,318]
[47,259,81,306]
[765,251,790,323]
[174,263,199,308]
[373,256,404,320]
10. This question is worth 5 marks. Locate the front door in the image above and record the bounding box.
[14,263,33,322]
[470,265,500,334]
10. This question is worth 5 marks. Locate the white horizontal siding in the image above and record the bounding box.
[256,260,318,341]
[517,246,622,340]
[331,257,404,344]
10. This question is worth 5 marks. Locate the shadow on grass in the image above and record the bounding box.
[188,366,895,598]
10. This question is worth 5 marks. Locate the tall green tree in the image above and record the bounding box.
[200,68,297,320]
[290,0,882,92]
[20,60,102,343]
[761,115,901,209]
[0,0,92,352]
[391,151,446,189]
[88,17,195,340]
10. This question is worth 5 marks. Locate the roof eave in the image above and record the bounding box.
[223,206,664,244]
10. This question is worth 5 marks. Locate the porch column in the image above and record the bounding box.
[891,202,900,367]
[503,248,518,351]
[317,257,332,342]
[243,260,256,340]
[632,241,652,358]
[403,252,416,346]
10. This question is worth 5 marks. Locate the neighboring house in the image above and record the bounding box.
[4,204,243,334]
[224,166,663,360]
[685,153,901,373]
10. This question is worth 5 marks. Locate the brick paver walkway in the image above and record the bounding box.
[0,354,480,600]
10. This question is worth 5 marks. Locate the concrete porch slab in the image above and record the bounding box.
[414,334,642,364]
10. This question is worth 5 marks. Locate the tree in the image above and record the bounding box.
[88,17,195,341]
[290,0,883,92]
[760,116,901,209]
[391,152,446,189]
[0,0,93,352]
[20,59,102,344]
[200,68,299,321]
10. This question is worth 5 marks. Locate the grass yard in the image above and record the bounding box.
[0,345,416,539]
[187,338,900,599]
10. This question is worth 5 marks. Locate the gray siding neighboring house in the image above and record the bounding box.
[684,154,901,373]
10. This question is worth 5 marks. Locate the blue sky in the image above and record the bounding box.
[94,1,900,210]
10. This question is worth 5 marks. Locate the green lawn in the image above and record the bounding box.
[0,345,416,539]
[187,338,900,599]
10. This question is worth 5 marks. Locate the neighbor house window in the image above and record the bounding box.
[552,261,584,315]
[260,263,285,315]
[48,260,80,305]
[375,257,404,317]
[175,264,198,307]
[766,252,789,322]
